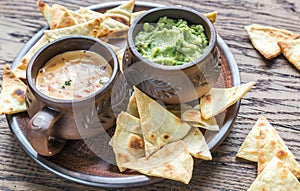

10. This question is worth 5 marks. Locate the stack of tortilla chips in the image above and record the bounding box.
[237,116,300,190]
[110,82,255,184]
[245,24,300,71]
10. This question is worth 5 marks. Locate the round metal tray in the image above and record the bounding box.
[7,1,241,188]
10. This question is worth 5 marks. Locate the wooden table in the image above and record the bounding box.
[1,0,299,190]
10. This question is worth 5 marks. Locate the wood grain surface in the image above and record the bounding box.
[1,0,300,190]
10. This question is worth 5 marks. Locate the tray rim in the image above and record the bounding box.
[6,1,241,188]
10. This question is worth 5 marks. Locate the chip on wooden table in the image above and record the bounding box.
[133,87,191,157]
[121,140,193,184]
[248,157,300,191]
[0,65,27,114]
[258,124,300,178]
[236,115,295,162]
[245,24,300,59]
[200,81,255,120]
[278,39,300,71]
[111,111,144,172]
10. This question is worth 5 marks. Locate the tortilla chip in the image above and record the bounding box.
[245,24,300,59]
[258,123,300,178]
[204,11,217,23]
[183,127,212,160]
[0,65,27,114]
[237,116,295,163]
[106,0,135,19]
[37,1,86,29]
[121,140,193,184]
[79,7,129,26]
[236,116,269,162]
[79,7,103,21]
[134,87,191,157]
[200,81,255,120]
[130,10,146,24]
[181,109,219,131]
[44,18,102,41]
[13,35,50,79]
[111,112,144,172]
[126,92,139,118]
[278,39,300,71]
[248,157,300,191]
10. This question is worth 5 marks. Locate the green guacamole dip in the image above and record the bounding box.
[135,16,209,66]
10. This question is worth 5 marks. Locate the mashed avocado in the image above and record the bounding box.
[135,16,208,66]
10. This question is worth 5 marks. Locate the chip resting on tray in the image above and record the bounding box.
[200,81,255,120]
[245,24,300,59]
[248,157,300,191]
[111,111,144,172]
[0,65,27,114]
[120,140,194,184]
[134,87,191,157]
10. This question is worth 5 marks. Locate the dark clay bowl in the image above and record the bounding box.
[124,6,220,104]
[26,36,120,156]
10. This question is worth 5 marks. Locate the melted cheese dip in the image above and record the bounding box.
[36,50,112,100]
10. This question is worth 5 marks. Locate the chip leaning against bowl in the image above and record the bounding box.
[135,16,209,66]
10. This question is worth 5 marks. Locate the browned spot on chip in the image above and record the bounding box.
[37,0,46,7]
[276,149,288,158]
[129,135,144,150]
[109,15,129,26]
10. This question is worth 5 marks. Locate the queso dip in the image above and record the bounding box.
[36,50,112,100]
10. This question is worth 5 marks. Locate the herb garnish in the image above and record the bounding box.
[64,79,72,86]
[61,79,71,89]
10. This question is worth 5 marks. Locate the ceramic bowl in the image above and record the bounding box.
[26,36,120,156]
[124,6,220,104]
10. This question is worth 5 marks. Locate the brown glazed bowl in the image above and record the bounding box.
[124,6,220,104]
[26,36,120,156]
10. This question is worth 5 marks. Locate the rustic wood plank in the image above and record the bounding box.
[0,0,299,190]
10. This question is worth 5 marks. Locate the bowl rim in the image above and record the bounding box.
[26,36,119,105]
[127,6,217,70]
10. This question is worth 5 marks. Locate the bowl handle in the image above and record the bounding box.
[28,107,66,156]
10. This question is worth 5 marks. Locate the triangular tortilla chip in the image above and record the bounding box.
[0,65,27,114]
[79,7,103,21]
[183,127,212,160]
[130,10,146,24]
[37,1,86,29]
[248,157,300,191]
[106,0,135,19]
[204,11,217,23]
[237,116,270,162]
[258,123,300,178]
[111,112,144,172]
[245,24,300,59]
[121,140,193,184]
[181,109,219,131]
[134,87,191,157]
[44,18,102,41]
[200,81,255,120]
[13,35,50,79]
[278,39,300,71]
[126,92,139,118]
[79,7,130,26]
[237,116,295,162]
